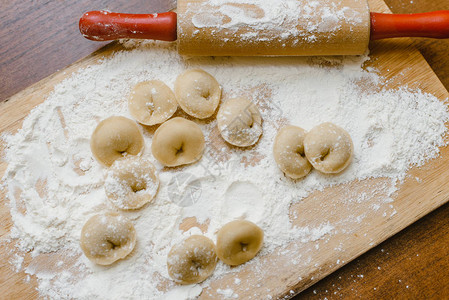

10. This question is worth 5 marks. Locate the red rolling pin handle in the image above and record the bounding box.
[79,11,177,41]
[370,11,449,40]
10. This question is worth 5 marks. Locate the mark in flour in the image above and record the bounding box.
[167,172,202,207]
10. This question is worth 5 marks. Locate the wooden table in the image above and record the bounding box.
[1,0,448,298]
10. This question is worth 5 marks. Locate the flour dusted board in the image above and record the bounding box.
[1,0,449,299]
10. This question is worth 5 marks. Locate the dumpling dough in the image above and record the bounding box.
[217,97,262,147]
[151,117,205,167]
[80,212,137,265]
[216,220,264,266]
[304,122,353,174]
[167,235,218,284]
[174,69,221,119]
[104,156,159,210]
[90,116,144,167]
[273,125,312,179]
[128,80,177,126]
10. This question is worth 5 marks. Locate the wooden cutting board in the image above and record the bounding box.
[1,0,449,298]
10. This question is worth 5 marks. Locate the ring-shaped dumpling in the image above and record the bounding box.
[80,212,137,265]
[167,235,218,284]
[217,97,262,147]
[174,69,221,119]
[216,220,264,266]
[151,117,205,167]
[128,80,177,126]
[104,156,159,210]
[273,125,312,179]
[90,116,144,167]
[304,122,353,174]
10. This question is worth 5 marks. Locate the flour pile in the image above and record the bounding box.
[2,42,448,299]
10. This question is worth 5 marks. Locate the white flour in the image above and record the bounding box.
[2,41,449,299]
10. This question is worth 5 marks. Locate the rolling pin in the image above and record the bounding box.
[79,0,449,56]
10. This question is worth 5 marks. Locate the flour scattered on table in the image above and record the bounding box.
[2,41,448,299]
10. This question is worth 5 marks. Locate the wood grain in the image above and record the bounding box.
[1,0,449,299]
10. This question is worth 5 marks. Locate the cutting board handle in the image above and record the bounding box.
[79,11,177,41]
[370,11,449,40]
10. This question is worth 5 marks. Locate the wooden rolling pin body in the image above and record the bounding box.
[177,0,371,56]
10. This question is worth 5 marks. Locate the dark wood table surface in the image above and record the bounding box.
[1,0,448,299]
